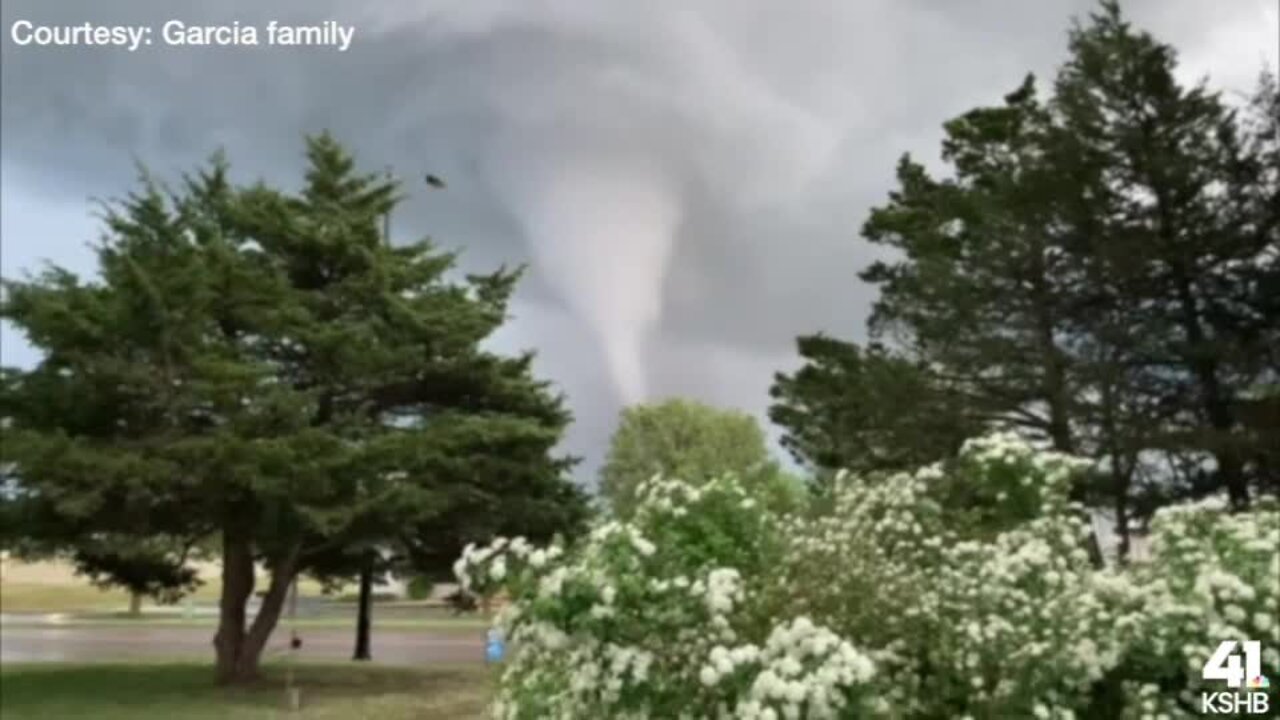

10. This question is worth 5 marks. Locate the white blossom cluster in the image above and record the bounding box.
[779,433,1113,716]
[719,617,877,719]
[1107,494,1280,716]
[453,535,564,596]
[454,432,1279,719]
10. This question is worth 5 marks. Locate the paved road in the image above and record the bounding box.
[0,624,485,665]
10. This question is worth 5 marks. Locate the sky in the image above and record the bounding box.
[2,0,1276,482]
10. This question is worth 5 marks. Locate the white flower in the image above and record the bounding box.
[1223,604,1247,623]
[632,535,657,557]
[538,567,568,597]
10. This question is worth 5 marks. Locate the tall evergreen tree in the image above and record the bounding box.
[1052,1,1277,509]
[0,135,585,684]
[860,76,1082,454]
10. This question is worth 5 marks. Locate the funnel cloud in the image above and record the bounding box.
[487,147,684,404]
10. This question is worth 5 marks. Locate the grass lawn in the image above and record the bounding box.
[0,662,493,719]
[0,582,224,614]
[0,560,332,614]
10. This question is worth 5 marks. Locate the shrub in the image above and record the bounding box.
[407,576,434,601]
[455,434,1279,718]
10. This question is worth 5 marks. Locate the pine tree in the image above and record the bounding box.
[860,75,1082,454]
[0,135,585,684]
[1052,1,1277,509]
[775,1,1276,552]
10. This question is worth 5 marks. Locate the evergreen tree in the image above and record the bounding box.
[1052,1,1277,509]
[860,75,1081,454]
[72,537,202,615]
[774,1,1276,552]
[0,135,585,684]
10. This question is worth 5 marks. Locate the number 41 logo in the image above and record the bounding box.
[1200,641,1271,716]
[1203,641,1264,689]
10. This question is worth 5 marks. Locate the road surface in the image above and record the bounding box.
[1,623,484,665]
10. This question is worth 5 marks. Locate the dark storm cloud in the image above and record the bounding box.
[3,0,1274,478]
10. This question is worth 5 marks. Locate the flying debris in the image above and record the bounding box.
[425,174,446,188]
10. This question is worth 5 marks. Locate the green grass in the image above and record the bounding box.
[0,559,330,614]
[0,582,224,614]
[0,662,493,719]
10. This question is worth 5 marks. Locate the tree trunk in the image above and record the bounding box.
[214,529,255,685]
[128,592,143,617]
[353,552,374,661]
[1042,346,1074,455]
[1112,472,1131,564]
[1031,288,1109,567]
[1030,239,1075,456]
[1202,385,1249,511]
[1187,352,1249,510]
[1164,218,1248,510]
[1101,379,1133,565]
[214,531,300,686]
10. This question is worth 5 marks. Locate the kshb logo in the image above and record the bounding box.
[1200,640,1272,715]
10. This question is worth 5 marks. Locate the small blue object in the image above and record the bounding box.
[485,628,505,663]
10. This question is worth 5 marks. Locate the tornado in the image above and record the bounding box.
[488,148,683,404]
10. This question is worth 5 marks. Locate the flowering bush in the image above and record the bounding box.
[1091,496,1280,718]
[455,433,1279,719]
[454,474,879,719]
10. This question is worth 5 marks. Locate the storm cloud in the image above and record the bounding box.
[3,0,1275,480]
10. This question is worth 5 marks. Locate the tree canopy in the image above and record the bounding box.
[769,336,978,477]
[600,398,800,517]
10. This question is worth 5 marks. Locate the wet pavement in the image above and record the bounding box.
[0,623,485,665]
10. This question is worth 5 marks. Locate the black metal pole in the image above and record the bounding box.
[353,551,374,661]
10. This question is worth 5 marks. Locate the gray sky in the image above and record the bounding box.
[2,0,1276,481]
